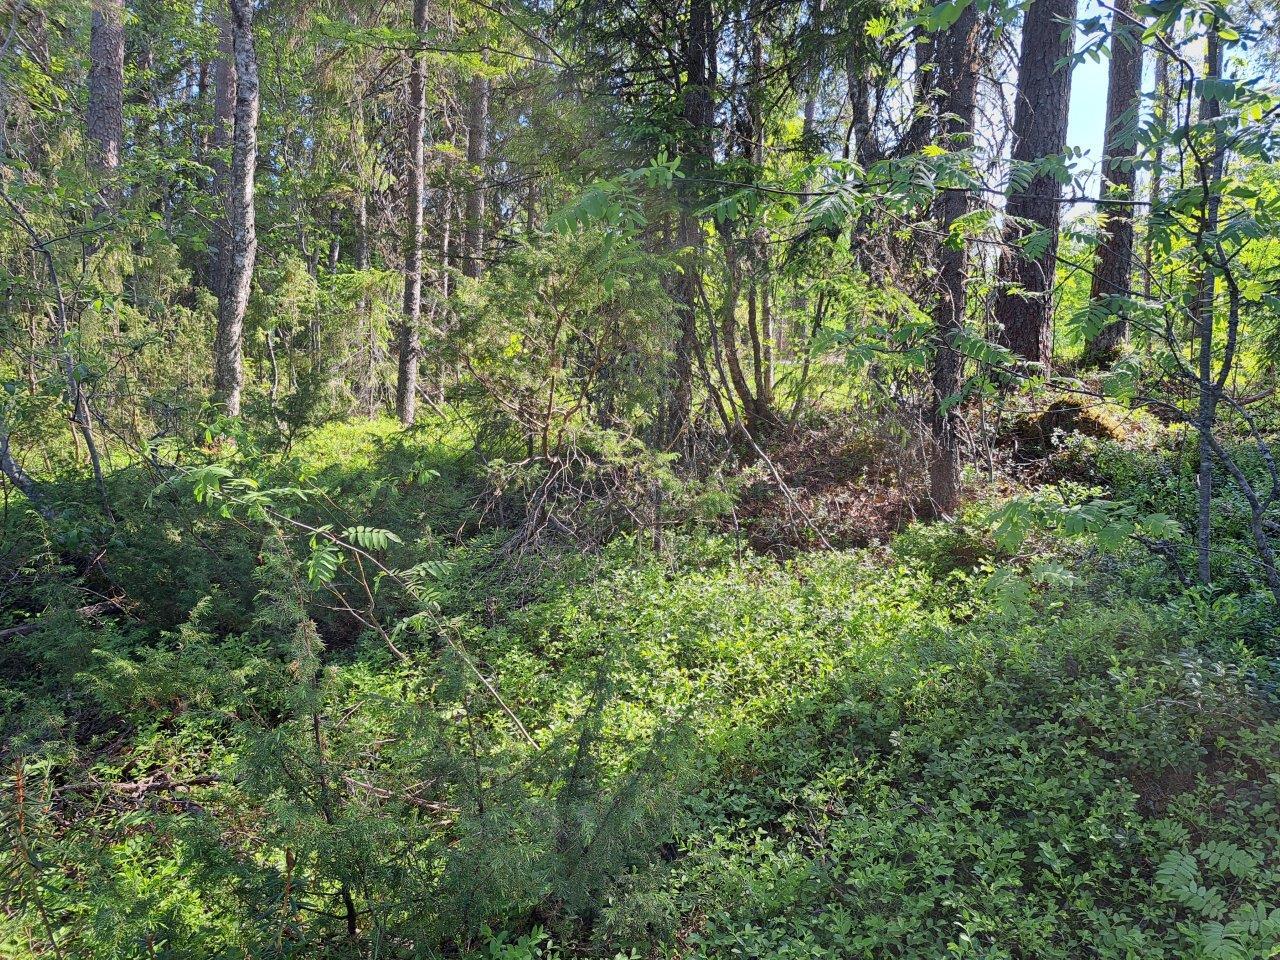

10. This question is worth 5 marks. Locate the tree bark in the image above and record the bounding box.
[209,9,236,300]
[87,0,124,219]
[716,227,758,429]
[746,26,774,427]
[462,72,489,280]
[0,419,57,525]
[665,0,716,446]
[1195,26,1224,586]
[396,0,428,425]
[897,31,934,158]
[355,189,378,417]
[993,0,1078,373]
[927,0,981,517]
[213,0,259,417]
[846,32,878,168]
[800,0,824,144]
[1142,48,1169,301]
[1083,0,1144,366]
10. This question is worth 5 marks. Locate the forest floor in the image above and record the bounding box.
[3,414,1280,958]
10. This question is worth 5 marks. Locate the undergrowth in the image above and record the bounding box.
[2,418,1280,959]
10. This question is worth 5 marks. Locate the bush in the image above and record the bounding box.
[5,420,1280,959]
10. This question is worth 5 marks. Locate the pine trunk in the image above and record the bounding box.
[1083,0,1144,366]
[994,0,1078,373]
[927,0,981,517]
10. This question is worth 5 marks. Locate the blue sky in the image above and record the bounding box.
[1065,0,1124,209]
[1067,49,1110,161]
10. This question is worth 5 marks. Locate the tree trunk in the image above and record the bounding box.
[895,31,935,158]
[440,183,454,298]
[746,26,774,428]
[800,0,824,144]
[1083,0,1144,366]
[993,0,1078,373]
[927,0,981,517]
[665,0,716,446]
[0,419,57,525]
[396,0,428,426]
[462,72,489,280]
[213,0,259,417]
[716,227,757,428]
[26,314,39,394]
[1142,49,1169,301]
[87,0,124,220]
[1,191,112,518]
[1195,26,1224,586]
[209,9,236,300]
[845,29,879,168]
[355,190,378,417]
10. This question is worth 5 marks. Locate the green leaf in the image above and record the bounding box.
[307,541,342,585]
[924,0,974,32]
[343,526,403,551]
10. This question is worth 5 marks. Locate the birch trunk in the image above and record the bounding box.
[212,0,259,416]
